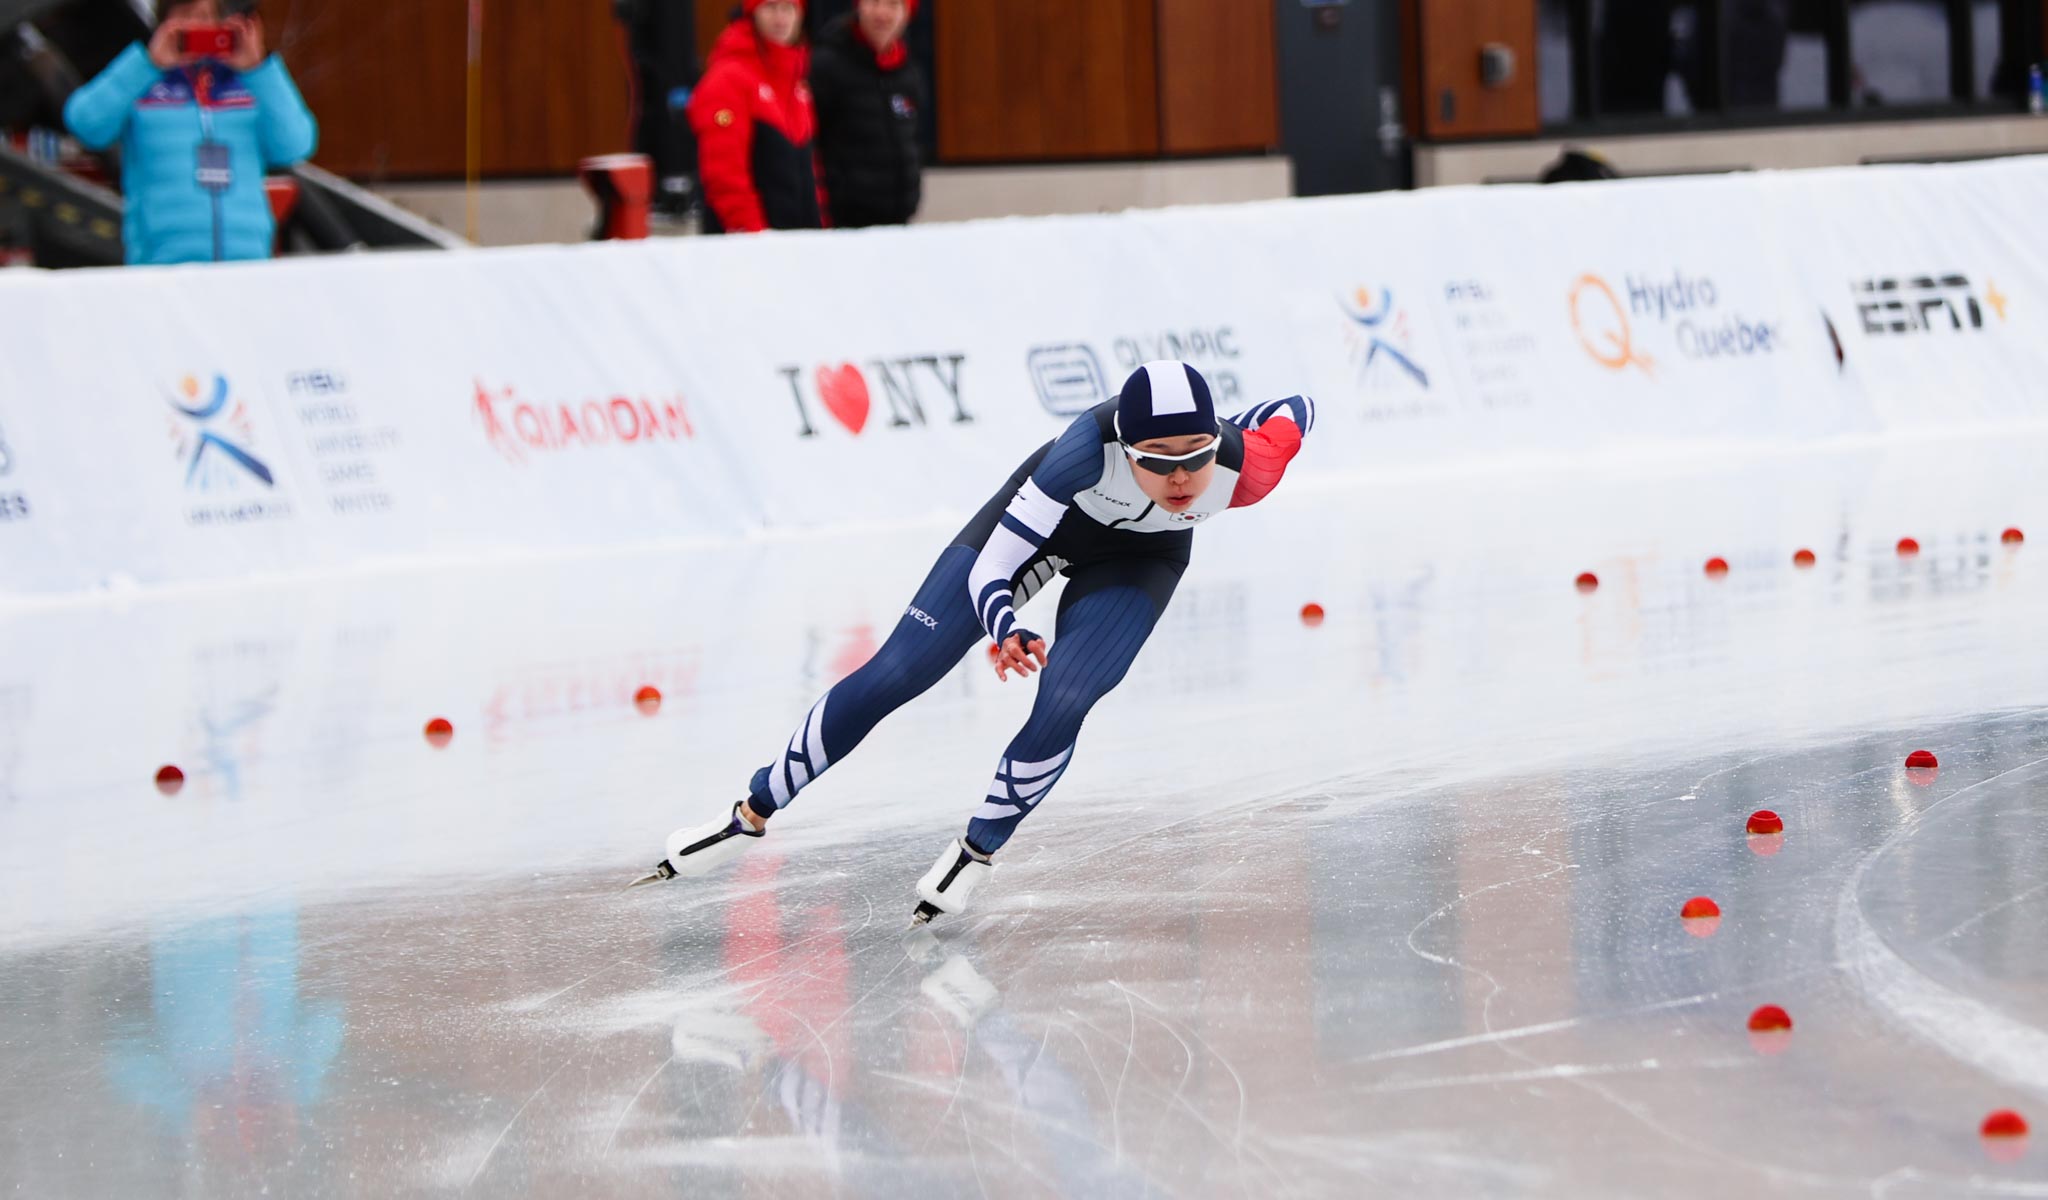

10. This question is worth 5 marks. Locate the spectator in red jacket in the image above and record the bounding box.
[688,0,823,234]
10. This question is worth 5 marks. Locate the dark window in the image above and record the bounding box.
[1851,0,1950,105]
[1971,0,2019,100]
[1541,0,2036,129]
[1593,0,1701,117]
[1773,24,1833,111]
[1539,0,1578,124]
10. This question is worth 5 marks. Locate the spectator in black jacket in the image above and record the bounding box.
[810,0,925,228]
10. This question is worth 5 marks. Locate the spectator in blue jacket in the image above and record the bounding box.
[63,0,316,266]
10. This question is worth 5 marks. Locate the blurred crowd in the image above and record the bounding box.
[626,0,927,235]
[4,0,926,269]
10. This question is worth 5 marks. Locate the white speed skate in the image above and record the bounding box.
[626,802,766,888]
[911,838,992,925]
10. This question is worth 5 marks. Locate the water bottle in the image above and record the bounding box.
[2031,64,2046,115]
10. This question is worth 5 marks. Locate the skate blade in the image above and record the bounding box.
[624,864,675,890]
[910,900,942,928]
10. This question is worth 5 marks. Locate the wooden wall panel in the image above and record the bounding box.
[936,0,1159,162]
[262,0,631,179]
[697,0,735,72]
[1404,0,1538,141]
[1157,0,1278,154]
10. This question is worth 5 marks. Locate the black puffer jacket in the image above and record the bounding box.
[809,15,925,228]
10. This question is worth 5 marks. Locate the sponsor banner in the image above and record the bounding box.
[3,157,2048,594]
[0,411,27,525]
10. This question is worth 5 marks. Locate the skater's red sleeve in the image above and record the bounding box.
[1229,415,1302,508]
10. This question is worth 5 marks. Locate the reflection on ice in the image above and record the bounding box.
[1,434,2046,1195]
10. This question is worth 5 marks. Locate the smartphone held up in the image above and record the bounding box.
[178,25,238,61]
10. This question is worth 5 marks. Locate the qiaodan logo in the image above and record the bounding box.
[1570,271,1779,375]
[473,380,697,466]
[1337,285,1430,389]
[165,373,276,491]
[778,354,972,437]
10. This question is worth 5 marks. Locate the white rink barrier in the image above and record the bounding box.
[2,155,2045,595]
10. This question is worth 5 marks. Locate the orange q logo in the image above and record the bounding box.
[1570,274,1655,376]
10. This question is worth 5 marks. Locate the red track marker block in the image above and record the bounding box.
[1575,572,1599,592]
[1704,556,1730,576]
[154,764,184,796]
[1299,602,1325,626]
[1792,548,1817,568]
[1748,1004,1794,1055]
[1905,749,1939,769]
[635,685,663,715]
[1681,896,1721,938]
[1983,1109,2031,1163]
[1746,810,1784,835]
[424,717,454,748]
[1897,537,1921,556]
[1748,1004,1792,1032]
[2001,527,2025,546]
[1983,1110,2029,1138]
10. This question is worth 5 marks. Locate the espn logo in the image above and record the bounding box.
[1026,344,1108,417]
[1853,274,1997,335]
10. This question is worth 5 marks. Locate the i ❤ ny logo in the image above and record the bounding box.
[777,354,973,437]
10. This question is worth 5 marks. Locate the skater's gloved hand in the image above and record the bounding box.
[990,630,1048,681]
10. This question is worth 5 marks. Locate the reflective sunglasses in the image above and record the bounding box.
[1121,438,1218,476]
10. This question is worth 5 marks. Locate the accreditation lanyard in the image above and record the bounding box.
[193,67,232,194]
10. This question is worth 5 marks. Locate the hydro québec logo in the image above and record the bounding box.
[1625,271,1780,360]
[1571,271,1779,373]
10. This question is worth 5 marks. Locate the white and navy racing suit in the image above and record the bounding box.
[743,393,1315,855]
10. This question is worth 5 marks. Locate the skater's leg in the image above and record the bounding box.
[745,544,985,819]
[739,448,1065,823]
[964,555,1185,856]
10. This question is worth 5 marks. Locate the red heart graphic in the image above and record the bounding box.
[814,363,870,435]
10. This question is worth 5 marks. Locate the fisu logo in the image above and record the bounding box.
[164,373,275,490]
[1337,286,1430,390]
[779,355,973,437]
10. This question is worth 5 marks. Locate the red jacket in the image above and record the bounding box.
[688,21,825,233]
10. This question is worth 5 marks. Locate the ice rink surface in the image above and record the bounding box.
[3,432,2047,1197]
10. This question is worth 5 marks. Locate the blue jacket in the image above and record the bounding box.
[64,43,318,266]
